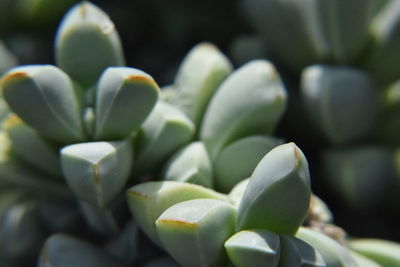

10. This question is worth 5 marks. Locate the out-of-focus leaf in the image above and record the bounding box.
[323,146,394,210]
[39,234,129,267]
[200,60,287,159]
[2,114,61,176]
[94,67,159,140]
[225,229,281,267]
[301,64,379,144]
[296,227,357,267]
[365,0,400,84]
[236,143,311,235]
[163,141,213,188]
[126,181,228,245]
[61,140,133,208]
[171,42,232,126]
[349,238,400,266]
[156,199,236,267]
[215,135,282,192]
[55,1,125,86]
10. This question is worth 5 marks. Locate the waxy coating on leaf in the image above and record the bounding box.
[296,227,357,267]
[39,234,129,267]
[351,251,382,267]
[200,60,287,159]
[1,65,85,143]
[61,140,133,208]
[225,229,281,267]
[94,67,159,140]
[236,142,311,235]
[171,42,233,126]
[215,135,282,192]
[349,238,400,266]
[301,65,379,145]
[237,143,311,235]
[156,198,236,267]
[163,141,213,188]
[55,1,125,86]
[126,181,228,246]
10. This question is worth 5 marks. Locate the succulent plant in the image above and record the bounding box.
[1,1,400,267]
[239,0,400,227]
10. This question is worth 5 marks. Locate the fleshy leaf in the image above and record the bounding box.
[323,147,394,210]
[349,238,400,266]
[365,0,400,84]
[171,42,232,126]
[156,199,236,267]
[351,251,382,267]
[225,229,281,267]
[200,60,286,159]
[236,143,311,235]
[301,64,378,144]
[133,101,195,174]
[0,199,43,259]
[126,181,228,245]
[39,234,129,267]
[2,114,61,176]
[94,67,159,140]
[296,227,357,267]
[278,235,326,267]
[55,1,125,86]
[228,178,250,207]
[61,140,133,208]
[1,65,85,143]
[215,135,282,192]
[162,141,213,188]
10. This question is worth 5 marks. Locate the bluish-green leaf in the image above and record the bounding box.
[323,147,394,210]
[163,141,213,188]
[349,238,400,266]
[215,135,282,192]
[171,42,232,126]
[94,67,159,140]
[200,60,287,159]
[39,234,129,267]
[0,199,43,259]
[365,0,400,84]
[236,143,311,235]
[278,235,326,267]
[301,64,379,144]
[1,65,85,143]
[296,227,357,267]
[55,1,125,86]
[156,198,236,267]
[126,181,228,245]
[61,140,133,208]
[133,101,195,174]
[2,114,61,176]
[225,229,281,267]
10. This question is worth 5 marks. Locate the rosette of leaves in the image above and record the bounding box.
[0,2,160,265]
[128,142,382,266]
[146,42,287,192]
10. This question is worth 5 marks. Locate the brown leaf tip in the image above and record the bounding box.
[157,219,198,228]
[127,75,159,89]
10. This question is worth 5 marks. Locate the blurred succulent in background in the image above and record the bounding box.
[239,0,400,232]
